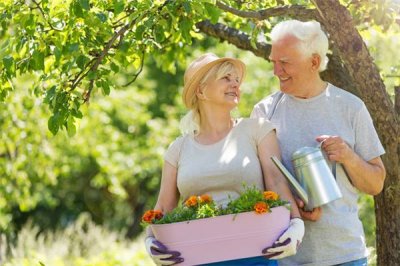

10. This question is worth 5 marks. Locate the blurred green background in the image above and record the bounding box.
[1,5,399,266]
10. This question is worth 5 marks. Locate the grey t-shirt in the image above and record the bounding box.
[251,83,385,266]
[164,118,275,207]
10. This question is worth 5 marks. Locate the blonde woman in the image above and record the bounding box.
[145,53,304,265]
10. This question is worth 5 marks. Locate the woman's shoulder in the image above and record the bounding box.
[237,117,274,127]
[167,135,189,151]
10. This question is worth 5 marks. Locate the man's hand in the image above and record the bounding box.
[145,236,183,265]
[316,135,354,164]
[296,198,322,221]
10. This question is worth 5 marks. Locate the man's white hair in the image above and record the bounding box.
[271,20,329,72]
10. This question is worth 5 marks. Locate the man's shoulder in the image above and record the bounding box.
[328,83,365,110]
[254,90,283,107]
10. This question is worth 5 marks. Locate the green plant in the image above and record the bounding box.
[141,185,289,225]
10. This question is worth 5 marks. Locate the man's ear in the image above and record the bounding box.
[311,54,321,71]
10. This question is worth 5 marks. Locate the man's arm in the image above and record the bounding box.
[317,135,386,195]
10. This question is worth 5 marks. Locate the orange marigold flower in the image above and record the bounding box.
[142,210,163,224]
[263,191,279,200]
[199,194,212,203]
[254,201,269,214]
[185,196,198,207]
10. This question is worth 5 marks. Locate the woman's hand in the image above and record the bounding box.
[262,218,305,259]
[145,236,183,265]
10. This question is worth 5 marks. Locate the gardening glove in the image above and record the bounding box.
[145,236,183,265]
[262,218,305,259]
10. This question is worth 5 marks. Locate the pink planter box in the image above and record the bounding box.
[151,206,290,265]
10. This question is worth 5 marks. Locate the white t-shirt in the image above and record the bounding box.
[251,83,385,266]
[164,118,275,207]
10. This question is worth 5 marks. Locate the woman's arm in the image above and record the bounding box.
[258,131,301,219]
[146,160,180,236]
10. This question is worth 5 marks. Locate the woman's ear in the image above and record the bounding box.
[196,87,206,100]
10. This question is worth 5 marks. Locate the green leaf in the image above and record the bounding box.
[204,3,221,24]
[48,115,59,135]
[72,1,84,17]
[32,50,45,71]
[44,86,56,104]
[67,116,77,137]
[154,25,165,43]
[113,0,125,15]
[135,25,146,40]
[87,71,97,80]
[79,0,90,11]
[67,43,79,53]
[180,18,193,43]
[76,55,88,70]
[96,12,107,23]
[96,79,110,95]
[54,46,62,63]
[3,56,14,75]
[183,2,191,13]
[110,62,119,73]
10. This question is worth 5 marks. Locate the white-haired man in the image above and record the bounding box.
[252,20,386,266]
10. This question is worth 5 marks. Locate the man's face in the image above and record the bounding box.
[269,35,317,97]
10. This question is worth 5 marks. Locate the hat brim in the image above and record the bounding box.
[183,57,246,108]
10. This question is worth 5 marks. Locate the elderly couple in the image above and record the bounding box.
[144,20,386,266]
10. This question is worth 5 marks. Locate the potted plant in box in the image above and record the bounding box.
[142,186,290,265]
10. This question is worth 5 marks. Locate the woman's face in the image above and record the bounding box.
[199,67,241,109]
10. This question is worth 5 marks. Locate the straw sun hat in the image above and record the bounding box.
[182,53,246,108]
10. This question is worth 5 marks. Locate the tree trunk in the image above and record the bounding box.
[312,1,400,265]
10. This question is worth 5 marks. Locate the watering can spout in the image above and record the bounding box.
[271,156,309,205]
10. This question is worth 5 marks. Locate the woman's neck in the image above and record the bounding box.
[195,108,233,145]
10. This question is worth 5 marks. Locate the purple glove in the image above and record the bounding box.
[145,236,184,265]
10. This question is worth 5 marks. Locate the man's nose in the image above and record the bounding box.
[273,63,283,76]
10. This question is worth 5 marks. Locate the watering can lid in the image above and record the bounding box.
[292,146,320,160]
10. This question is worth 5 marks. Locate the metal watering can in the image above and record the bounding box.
[271,143,342,211]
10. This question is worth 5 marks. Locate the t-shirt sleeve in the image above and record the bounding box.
[164,136,185,168]
[251,104,266,118]
[254,118,275,145]
[354,103,385,161]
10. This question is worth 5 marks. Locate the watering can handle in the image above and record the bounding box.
[318,140,337,179]
[271,156,309,205]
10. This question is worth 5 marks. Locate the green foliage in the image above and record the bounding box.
[223,186,288,215]
[1,213,154,266]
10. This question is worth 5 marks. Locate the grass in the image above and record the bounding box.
[0,213,154,266]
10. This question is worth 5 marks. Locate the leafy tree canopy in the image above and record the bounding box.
[1,0,399,135]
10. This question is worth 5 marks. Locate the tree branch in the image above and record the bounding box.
[196,20,271,59]
[216,1,319,21]
[31,0,63,31]
[124,51,145,87]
